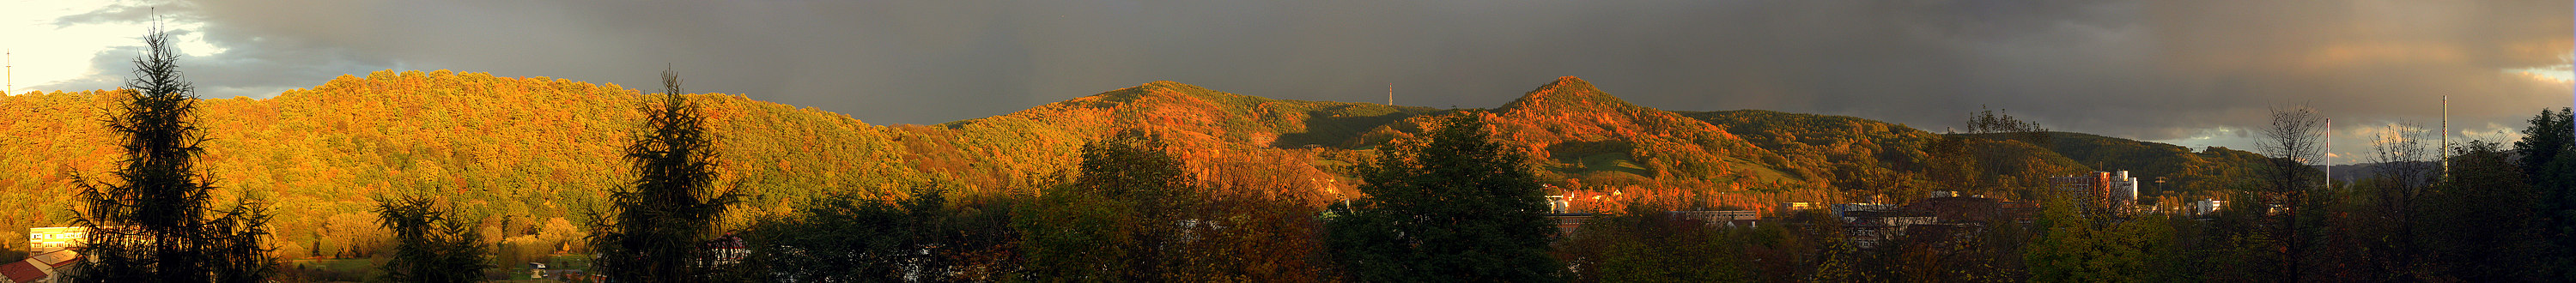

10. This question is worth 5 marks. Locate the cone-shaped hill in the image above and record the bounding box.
[1496,76,1648,114]
[1480,76,1812,192]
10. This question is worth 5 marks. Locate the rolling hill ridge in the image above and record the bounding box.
[0,70,2256,258]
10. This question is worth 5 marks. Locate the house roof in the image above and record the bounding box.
[0,261,44,283]
[28,250,79,268]
[0,250,83,283]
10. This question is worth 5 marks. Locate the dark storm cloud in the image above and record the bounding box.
[39,2,402,99]
[40,0,2572,147]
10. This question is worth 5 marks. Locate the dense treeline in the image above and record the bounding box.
[0,70,922,263]
[2,73,2137,262]
[722,113,1564,281]
[9,69,2401,280]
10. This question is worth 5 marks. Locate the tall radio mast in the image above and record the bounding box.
[1387,83,1394,105]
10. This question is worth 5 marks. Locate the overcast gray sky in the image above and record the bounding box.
[11,0,2572,160]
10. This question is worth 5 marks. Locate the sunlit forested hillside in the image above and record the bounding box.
[1992,131,2273,195]
[1680,110,2096,202]
[0,71,2250,262]
[0,70,924,261]
[1376,77,1838,211]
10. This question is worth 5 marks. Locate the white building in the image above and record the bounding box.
[2110,171,2138,207]
[25,227,82,255]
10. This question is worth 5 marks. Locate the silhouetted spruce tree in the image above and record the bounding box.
[1326,113,1563,282]
[70,23,276,283]
[374,196,489,283]
[590,68,742,281]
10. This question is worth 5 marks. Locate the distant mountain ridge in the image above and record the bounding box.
[0,70,2261,258]
[1961,131,2273,193]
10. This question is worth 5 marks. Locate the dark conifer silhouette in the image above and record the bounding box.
[70,23,276,282]
[374,196,489,283]
[589,67,743,281]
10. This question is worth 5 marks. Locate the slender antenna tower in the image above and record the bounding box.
[6,49,12,95]
[2324,117,2331,189]
[1387,83,1394,105]
[2442,95,2450,178]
